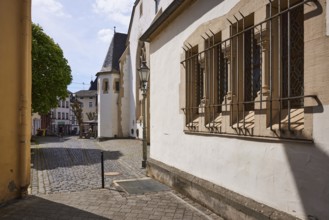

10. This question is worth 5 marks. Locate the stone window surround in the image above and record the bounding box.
[113,78,120,93]
[103,78,109,94]
[181,0,317,141]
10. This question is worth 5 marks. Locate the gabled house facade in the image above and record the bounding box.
[139,0,329,219]
[73,89,97,135]
[75,90,98,123]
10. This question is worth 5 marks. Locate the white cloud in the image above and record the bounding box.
[32,0,70,17]
[32,1,123,92]
[97,28,114,43]
[92,0,133,27]
[93,0,132,14]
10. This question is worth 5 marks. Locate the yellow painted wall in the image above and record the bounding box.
[0,0,32,203]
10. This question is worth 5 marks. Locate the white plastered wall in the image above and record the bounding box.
[120,51,133,137]
[127,0,174,138]
[156,0,173,14]
[149,0,329,219]
[327,0,329,36]
[78,96,97,122]
[98,73,120,138]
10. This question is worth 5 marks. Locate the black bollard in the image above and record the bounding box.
[101,151,104,188]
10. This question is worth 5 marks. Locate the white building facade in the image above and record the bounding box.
[97,32,127,139]
[31,113,41,135]
[75,90,97,123]
[117,46,132,137]
[140,0,329,219]
[50,96,72,135]
[74,90,97,135]
[97,1,329,218]
[121,0,173,140]
[97,0,173,140]
[97,72,121,138]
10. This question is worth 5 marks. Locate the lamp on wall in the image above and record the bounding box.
[138,60,150,95]
[138,60,150,168]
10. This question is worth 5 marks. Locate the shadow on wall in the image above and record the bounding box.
[0,196,108,219]
[284,95,328,219]
[128,51,137,138]
[284,142,329,220]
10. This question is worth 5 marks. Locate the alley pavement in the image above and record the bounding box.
[0,136,222,220]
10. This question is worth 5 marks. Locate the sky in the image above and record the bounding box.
[32,0,134,92]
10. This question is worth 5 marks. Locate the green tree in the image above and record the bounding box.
[32,23,72,114]
[71,99,83,138]
[86,112,97,121]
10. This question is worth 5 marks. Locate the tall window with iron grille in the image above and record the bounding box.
[183,0,308,139]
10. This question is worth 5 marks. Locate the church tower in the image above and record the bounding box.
[97,32,127,139]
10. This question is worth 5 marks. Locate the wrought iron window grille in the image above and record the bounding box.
[181,0,318,140]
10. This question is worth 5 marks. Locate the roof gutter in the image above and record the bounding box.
[140,0,193,42]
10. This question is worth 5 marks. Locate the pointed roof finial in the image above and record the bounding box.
[114,26,116,33]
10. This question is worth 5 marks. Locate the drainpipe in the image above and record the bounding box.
[18,0,32,197]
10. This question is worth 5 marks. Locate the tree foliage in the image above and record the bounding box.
[71,99,83,138]
[32,23,72,114]
[86,112,97,121]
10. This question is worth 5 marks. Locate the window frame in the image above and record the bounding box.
[114,80,120,93]
[185,46,202,126]
[103,79,109,94]
[181,0,313,140]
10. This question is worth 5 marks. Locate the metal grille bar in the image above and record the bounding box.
[182,0,316,138]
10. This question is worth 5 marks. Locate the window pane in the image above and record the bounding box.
[115,81,120,92]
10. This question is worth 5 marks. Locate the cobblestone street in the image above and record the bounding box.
[0,136,222,220]
[29,136,146,194]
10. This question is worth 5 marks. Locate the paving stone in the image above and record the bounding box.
[150,215,162,220]
[0,136,223,220]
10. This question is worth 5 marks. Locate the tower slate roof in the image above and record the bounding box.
[89,77,98,90]
[99,32,127,73]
